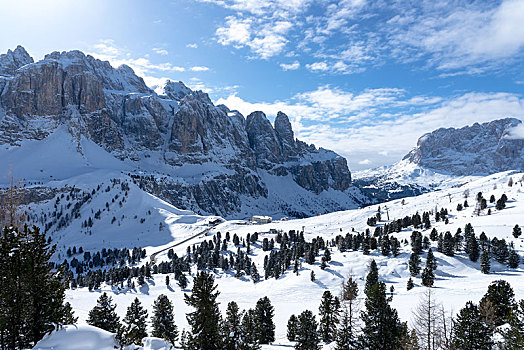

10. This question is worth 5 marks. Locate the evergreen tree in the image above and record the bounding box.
[452,302,493,350]
[508,250,520,268]
[359,282,406,350]
[184,271,222,350]
[480,249,490,274]
[295,310,320,350]
[421,266,434,287]
[61,302,78,325]
[287,314,298,342]
[318,291,340,342]
[466,233,480,262]
[0,225,68,348]
[223,301,243,350]
[87,292,120,333]
[513,224,522,238]
[442,232,454,256]
[178,273,188,289]
[409,253,421,277]
[407,278,414,291]
[426,248,437,271]
[151,294,178,346]
[364,260,379,296]
[254,296,275,344]
[500,300,524,349]
[479,280,516,326]
[334,305,358,350]
[241,309,261,350]
[122,297,148,346]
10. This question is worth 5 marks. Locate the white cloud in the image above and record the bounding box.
[389,0,524,71]
[190,66,210,72]
[306,61,329,72]
[216,17,252,47]
[358,159,371,165]
[186,43,199,49]
[152,48,169,55]
[504,123,524,139]
[280,61,300,70]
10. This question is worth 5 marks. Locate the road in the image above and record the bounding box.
[149,226,213,264]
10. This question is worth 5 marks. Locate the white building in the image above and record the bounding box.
[252,215,272,224]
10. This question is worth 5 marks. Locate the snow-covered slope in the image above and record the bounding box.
[58,170,524,348]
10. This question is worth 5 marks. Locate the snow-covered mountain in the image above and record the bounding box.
[0,46,365,219]
[354,118,524,200]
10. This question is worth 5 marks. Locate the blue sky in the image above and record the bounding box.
[1,0,524,170]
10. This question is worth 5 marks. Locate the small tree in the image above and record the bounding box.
[295,310,320,350]
[151,294,178,346]
[318,291,340,342]
[254,296,275,344]
[287,314,298,341]
[87,292,120,333]
[513,224,522,238]
[409,253,421,277]
[480,249,490,274]
[421,266,435,287]
[122,297,148,346]
[407,278,414,291]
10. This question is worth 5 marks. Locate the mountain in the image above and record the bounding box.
[354,118,524,198]
[404,118,524,175]
[0,46,365,218]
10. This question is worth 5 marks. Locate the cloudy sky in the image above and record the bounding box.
[1,0,524,170]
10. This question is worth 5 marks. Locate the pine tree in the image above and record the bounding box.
[178,273,188,289]
[151,294,178,346]
[466,233,480,262]
[287,314,298,341]
[364,260,379,296]
[500,300,524,349]
[513,224,522,238]
[122,297,148,346]
[479,280,516,326]
[334,305,358,350]
[184,271,222,350]
[241,309,261,350]
[87,292,120,333]
[509,250,520,268]
[426,248,437,271]
[409,253,421,277]
[295,310,320,350]
[223,301,243,350]
[254,296,275,344]
[480,249,490,274]
[421,266,435,287]
[62,302,78,325]
[0,225,68,348]
[452,302,493,350]
[407,278,414,291]
[442,232,454,256]
[318,291,340,342]
[359,281,406,350]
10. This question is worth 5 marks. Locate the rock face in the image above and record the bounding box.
[0,46,360,218]
[404,118,524,175]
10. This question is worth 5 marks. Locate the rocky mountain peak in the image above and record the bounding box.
[274,111,296,157]
[404,118,524,175]
[0,45,34,76]
[163,80,192,101]
[246,111,283,167]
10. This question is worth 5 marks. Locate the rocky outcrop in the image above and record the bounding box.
[404,118,524,175]
[0,46,359,217]
[0,45,33,76]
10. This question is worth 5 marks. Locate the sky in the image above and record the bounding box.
[1,0,524,171]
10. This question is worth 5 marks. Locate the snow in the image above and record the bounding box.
[33,324,118,350]
[53,170,524,348]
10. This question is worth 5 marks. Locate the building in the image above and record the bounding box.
[252,215,272,224]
